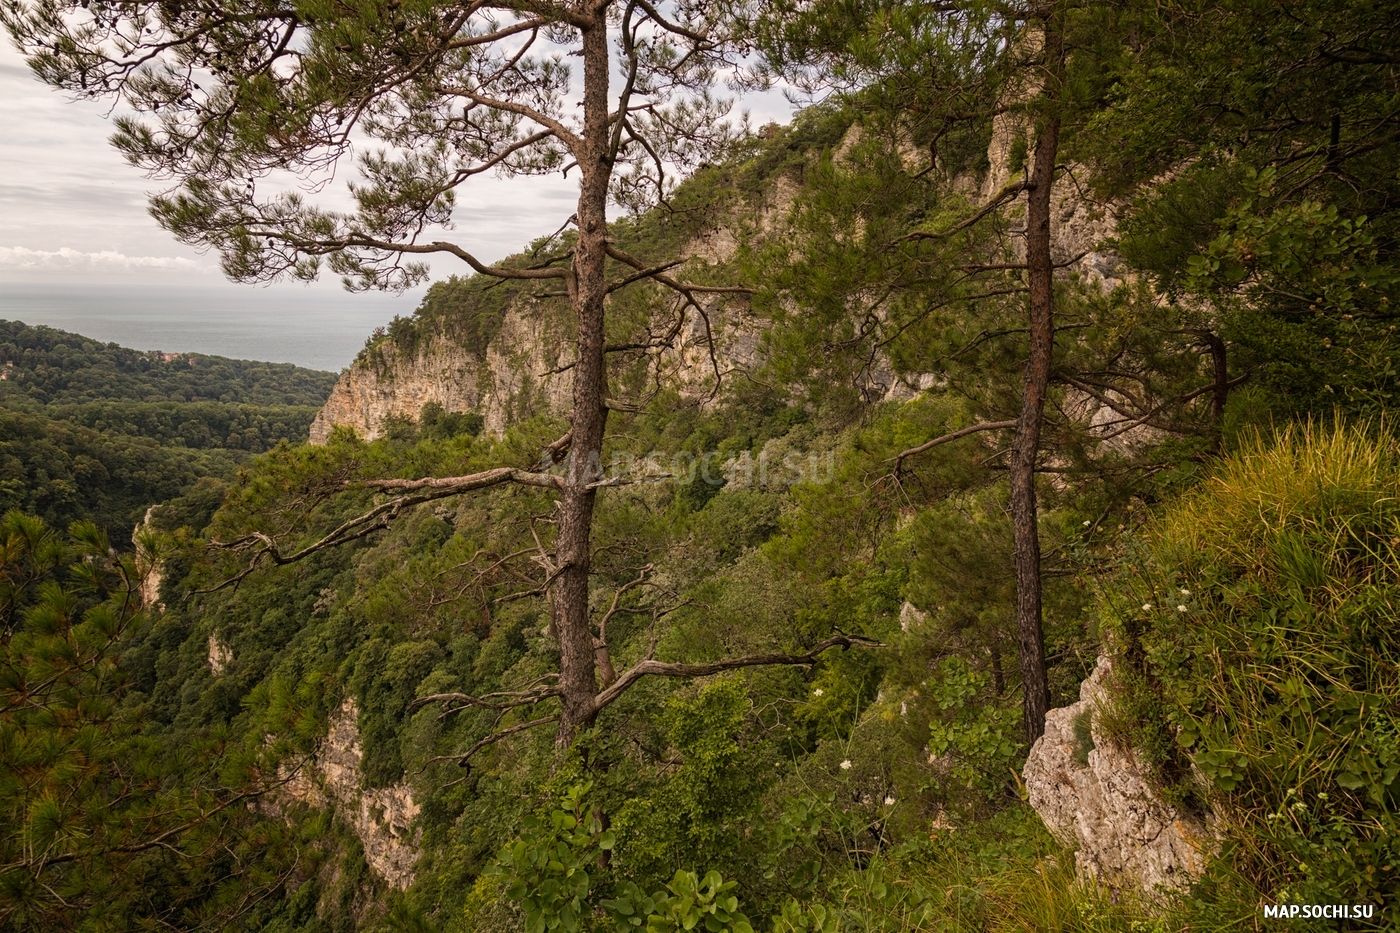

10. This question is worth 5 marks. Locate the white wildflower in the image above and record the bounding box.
[840,760,852,771]
[1082,520,1091,527]
[1177,605,1188,613]
[1179,588,1191,596]
[883,795,896,806]
[813,688,824,697]
[1142,603,1153,611]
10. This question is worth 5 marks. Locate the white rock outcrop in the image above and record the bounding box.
[207,633,233,675]
[1024,656,1214,895]
[276,698,422,890]
[133,507,164,610]
[309,292,772,443]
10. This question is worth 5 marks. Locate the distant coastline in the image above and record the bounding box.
[0,281,425,371]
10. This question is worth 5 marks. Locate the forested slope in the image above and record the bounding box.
[1,0,1398,931]
[0,321,335,540]
[0,320,335,405]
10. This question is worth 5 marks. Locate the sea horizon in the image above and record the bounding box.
[0,280,427,372]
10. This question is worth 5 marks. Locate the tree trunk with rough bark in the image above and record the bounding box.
[554,9,611,748]
[1207,331,1229,450]
[1009,13,1064,747]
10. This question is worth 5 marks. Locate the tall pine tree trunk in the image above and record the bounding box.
[554,9,612,747]
[1009,12,1064,747]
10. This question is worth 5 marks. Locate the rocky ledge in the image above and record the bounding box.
[273,698,422,890]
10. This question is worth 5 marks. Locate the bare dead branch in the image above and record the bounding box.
[633,0,710,44]
[593,633,885,715]
[887,420,1018,471]
[887,180,1029,248]
[1058,371,1248,440]
[603,243,751,300]
[607,258,686,293]
[492,559,570,605]
[595,563,654,687]
[410,681,563,716]
[361,467,561,493]
[203,468,561,592]
[421,714,561,772]
[677,284,754,294]
[543,429,574,466]
[445,86,582,151]
[602,242,741,398]
[444,16,548,51]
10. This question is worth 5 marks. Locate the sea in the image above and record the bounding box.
[0,282,428,373]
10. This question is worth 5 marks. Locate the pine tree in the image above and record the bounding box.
[3,0,877,750]
[756,0,1084,743]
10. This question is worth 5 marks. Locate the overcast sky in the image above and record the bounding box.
[0,43,575,288]
[0,36,796,368]
[0,42,796,291]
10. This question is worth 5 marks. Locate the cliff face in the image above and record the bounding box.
[309,334,486,444]
[310,299,771,442]
[133,507,164,610]
[311,287,779,443]
[276,698,422,891]
[309,178,791,445]
[308,125,1119,447]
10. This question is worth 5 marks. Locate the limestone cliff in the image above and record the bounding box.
[133,507,164,611]
[310,331,494,444]
[308,164,798,446]
[307,119,1119,447]
[275,698,422,891]
[306,133,965,445]
[1023,656,1215,896]
[309,286,772,443]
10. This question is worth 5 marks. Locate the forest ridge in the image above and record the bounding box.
[0,320,335,543]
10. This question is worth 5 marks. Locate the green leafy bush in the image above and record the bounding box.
[490,783,754,933]
[926,657,1022,799]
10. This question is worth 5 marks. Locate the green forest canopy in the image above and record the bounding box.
[0,321,336,542]
[0,319,336,405]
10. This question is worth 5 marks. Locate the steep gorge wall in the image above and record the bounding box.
[308,175,800,444]
[309,297,576,443]
[272,699,423,891]
[308,131,1120,446]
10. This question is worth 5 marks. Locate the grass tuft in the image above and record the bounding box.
[1102,420,1400,908]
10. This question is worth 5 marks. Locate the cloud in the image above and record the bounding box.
[0,43,796,285]
[0,246,202,271]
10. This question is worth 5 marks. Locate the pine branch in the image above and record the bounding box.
[203,468,561,592]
